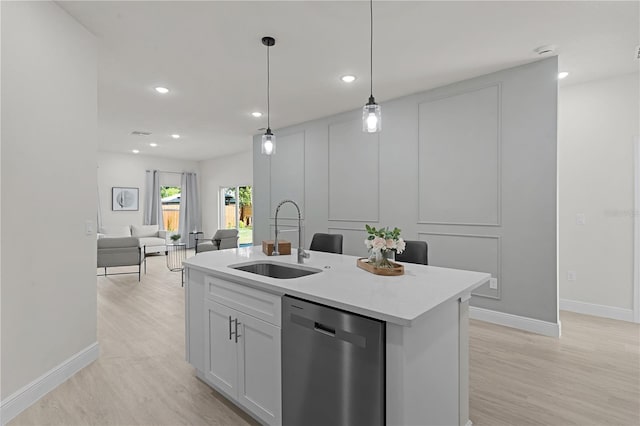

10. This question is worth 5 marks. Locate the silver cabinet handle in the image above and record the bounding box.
[228,315,233,340]
[235,319,242,343]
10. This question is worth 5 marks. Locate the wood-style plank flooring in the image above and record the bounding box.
[11,253,640,425]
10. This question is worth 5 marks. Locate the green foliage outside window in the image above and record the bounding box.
[161,186,180,198]
[239,186,252,207]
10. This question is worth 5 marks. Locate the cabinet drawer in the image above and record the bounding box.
[206,276,281,327]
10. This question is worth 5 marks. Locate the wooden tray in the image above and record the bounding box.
[357,258,404,276]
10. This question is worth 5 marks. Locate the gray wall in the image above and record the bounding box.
[254,58,558,323]
[1,1,98,398]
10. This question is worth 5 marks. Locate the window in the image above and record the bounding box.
[161,186,181,231]
[220,186,253,246]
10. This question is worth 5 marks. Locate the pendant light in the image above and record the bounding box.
[261,36,276,155]
[362,0,381,133]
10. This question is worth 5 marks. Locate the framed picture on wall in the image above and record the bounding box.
[112,187,139,211]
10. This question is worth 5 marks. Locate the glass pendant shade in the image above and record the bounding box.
[362,102,381,133]
[261,130,276,155]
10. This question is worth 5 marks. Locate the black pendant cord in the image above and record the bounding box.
[369,0,374,101]
[267,45,271,131]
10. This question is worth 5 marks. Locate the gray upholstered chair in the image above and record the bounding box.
[195,229,239,254]
[309,233,343,254]
[395,240,429,265]
[97,237,142,281]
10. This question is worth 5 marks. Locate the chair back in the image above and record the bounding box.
[213,229,239,250]
[309,233,343,254]
[395,240,428,265]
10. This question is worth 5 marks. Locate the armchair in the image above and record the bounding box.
[195,229,239,254]
[97,237,142,281]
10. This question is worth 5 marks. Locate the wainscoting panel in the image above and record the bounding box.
[329,227,369,258]
[268,223,305,249]
[255,57,558,327]
[270,131,305,220]
[328,119,379,222]
[418,85,501,226]
[420,232,500,299]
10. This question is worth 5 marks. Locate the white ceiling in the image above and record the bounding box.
[59,1,639,161]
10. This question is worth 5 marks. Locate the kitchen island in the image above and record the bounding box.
[183,246,490,426]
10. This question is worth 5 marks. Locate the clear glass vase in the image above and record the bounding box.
[371,250,394,269]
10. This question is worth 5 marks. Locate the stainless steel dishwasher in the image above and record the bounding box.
[282,295,385,426]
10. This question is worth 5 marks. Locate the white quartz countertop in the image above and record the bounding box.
[183,246,490,326]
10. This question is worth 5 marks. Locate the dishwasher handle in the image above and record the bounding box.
[314,322,335,337]
[289,313,367,347]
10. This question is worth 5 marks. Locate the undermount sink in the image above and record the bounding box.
[229,261,322,279]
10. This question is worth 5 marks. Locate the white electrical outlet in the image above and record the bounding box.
[576,213,586,225]
[567,270,577,281]
[85,220,94,235]
[489,278,498,290]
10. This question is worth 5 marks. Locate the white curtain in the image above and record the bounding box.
[144,170,164,228]
[178,172,201,248]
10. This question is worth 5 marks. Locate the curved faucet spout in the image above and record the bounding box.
[273,199,310,264]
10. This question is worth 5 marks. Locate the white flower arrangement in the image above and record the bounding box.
[364,225,406,254]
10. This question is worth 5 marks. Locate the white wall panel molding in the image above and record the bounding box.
[417,83,502,227]
[328,226,369,257]
[254,57,558,326]
[268,223,305,248]
[328,119,380,222]
[419,232,501,300]
[269,131,305,221]
[469,306,561,337]
[0,343,99,424]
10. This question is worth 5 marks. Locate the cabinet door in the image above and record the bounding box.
[237,312,282,426]
[204,299,238,398]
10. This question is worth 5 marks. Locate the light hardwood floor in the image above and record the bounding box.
[11,254,640,426]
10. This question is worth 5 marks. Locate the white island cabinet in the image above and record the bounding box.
[184,247,490,426]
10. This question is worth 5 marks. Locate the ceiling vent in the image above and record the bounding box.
[131,131,152,136]
[534,45,557,55]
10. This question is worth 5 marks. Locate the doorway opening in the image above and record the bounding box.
[161,185,181,231]
[220,185,253,247]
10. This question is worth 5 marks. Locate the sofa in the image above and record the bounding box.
[98,225,168,255]
[195,229,239,254]
[97,237,142,281]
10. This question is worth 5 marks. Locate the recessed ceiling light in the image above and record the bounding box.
[558,71,569,80]
[149,143,158,147]
[341,75,357,83]
[171,134,180,139]
[155,87,169,94]
[132,149,140,154]
[251,112,263,118]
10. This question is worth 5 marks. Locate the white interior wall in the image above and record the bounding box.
[199,150,253,237]
[559,72,639,320]
[254,58,558,328]
[97,151,199,229]
[1,0,97,399]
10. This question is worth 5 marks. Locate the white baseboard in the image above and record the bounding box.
[560,299,635,323]
[469,306,561,337]
[0,342,99,425]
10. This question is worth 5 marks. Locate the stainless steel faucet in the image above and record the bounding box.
[273,199,310,264]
